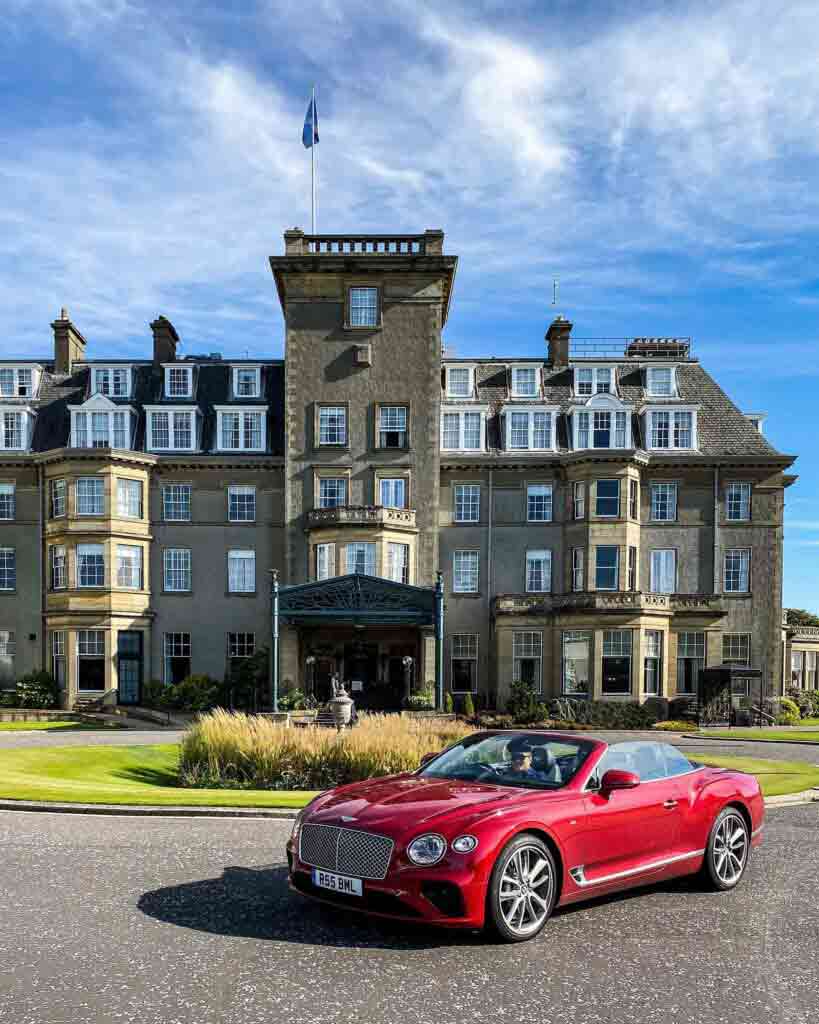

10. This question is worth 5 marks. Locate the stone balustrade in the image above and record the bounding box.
[494,591,726,617]
[284,229,444,257]
[306,505,417,529]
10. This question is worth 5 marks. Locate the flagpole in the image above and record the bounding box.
[311,85,316,233]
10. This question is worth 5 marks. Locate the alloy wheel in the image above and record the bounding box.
[711,812,748,886]
[498,843,555,937]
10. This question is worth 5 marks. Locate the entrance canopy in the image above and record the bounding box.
[277,573,437,627]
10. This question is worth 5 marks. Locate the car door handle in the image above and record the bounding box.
[663,799,678,809]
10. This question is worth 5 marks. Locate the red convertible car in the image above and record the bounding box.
[287,731,763,942]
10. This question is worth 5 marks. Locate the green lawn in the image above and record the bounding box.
[0,744,318,808]
[692,753,819,797]
[0,721,123,732]
[697,729,819,744]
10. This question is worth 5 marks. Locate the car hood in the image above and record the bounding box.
[306,773,571,837]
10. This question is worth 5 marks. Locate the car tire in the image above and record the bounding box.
[702,806,750,891]
[485,834,557,943]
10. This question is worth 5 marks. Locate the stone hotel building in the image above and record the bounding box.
[0,228,801,710]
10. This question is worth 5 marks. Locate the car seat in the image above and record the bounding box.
[531,746,562,784]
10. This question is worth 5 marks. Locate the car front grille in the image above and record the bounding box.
[299,823,394,880]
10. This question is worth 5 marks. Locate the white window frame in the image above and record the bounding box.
[571,547,584,592]
[116,544,143,590]
[77,629,106,691]
[510,365,539,398]
[50,479,66,518]
[162,484,191,521]
[50,545,67,590]
[228,632,256,660]
[722,633,751,666]
[346,542,376,576]
[646,366,677,398]
[602,629,633,695]
[386,542,410,584]
[453,550,479,593]
[378,405,408,448]
[228,484,256,522]
[445,366,474,398]
[453,483,480,523]
[0,547,15,591]
[116,478,143,519]
[215,407,266,453]
[318,406,348,446]
[650,548,677,594]
[723,548,750,593]
[379,478,406,509]
[440,406,487,452]
[164,632,191,685]
[0,406,34,451]
[318,477,347,509]
[526,483,553,522]
[525,550,552,593]
[644,406,698,451]
[76,477,104,517]
[145,407,199,452]
[92,366,132,398]
[650,482,678,522]
[643,630,663,695]
[503,406,557,451]
[348,286,380,328]
[71,407,134,450]
[451,634,478,693]
[573,364,616,398]
[726,482,751,522]
[77,543,105,588]
[315,542,336,581]
[0,483,14,521]
[573,481,585,519]
[163,548,191,592]
[572,402,632,450]
[232,365,261,399]
[228,549,256,593]
[513,631,543,693]
[163,364,193,399]
[0,366,40,398]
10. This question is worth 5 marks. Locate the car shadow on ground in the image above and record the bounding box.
[137,863,714,951]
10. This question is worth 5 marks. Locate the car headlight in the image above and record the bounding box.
[452,835,478,854]
[291,810,304,841]
[406,834,447,866]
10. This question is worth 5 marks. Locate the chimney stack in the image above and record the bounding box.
[151,316,179,364]
[546,315,572,367]
[52,308,87,375]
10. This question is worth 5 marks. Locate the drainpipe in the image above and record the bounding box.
[713,467,720,595]
[487,467,494,701]
[271,569,280,712]
[38,463,46,680]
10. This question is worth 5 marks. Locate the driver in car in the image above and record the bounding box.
[504,744,539,780]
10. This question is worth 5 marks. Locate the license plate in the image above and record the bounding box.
[312,869,363,896]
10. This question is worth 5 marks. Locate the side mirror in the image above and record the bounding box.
[419,752,438,768]
[600,769,640,793]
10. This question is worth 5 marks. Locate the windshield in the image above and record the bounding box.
[419,732,596,790]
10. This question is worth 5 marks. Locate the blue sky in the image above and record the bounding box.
[2,0,818,609]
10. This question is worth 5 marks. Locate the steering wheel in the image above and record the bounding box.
[459,761,502,778]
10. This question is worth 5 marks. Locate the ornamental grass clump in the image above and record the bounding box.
[179,709,472,791]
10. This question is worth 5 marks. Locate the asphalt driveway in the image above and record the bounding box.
[0,805,816,1024]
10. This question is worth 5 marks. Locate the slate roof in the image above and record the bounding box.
[442,359,785,458]
[3,359,286,457]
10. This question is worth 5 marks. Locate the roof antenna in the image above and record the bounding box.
[552,277,560,316]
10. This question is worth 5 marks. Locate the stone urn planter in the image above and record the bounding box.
[329,687,354,731]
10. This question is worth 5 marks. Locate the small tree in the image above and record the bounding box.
[15,671,59,709]
[444,692,454,714]
[462,692,475,719]
[226,648,270,711]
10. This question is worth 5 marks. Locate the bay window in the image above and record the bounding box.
[386,542,410,584]
[76,478,104,516]
[602,630,632,695]
[72,407,135,449]
[77,630,106,691]
[315,542,335,581]
[571,548,584,591]
[346,542,376,575]
[50,479,66,518]
[644,630,663,695]
[595,479,620,517]
[50,545,66,590]
[595,546,619,590]
[116,545,143,589]
[77,544,105,587]
[562,631,591,695]
[574,408,629,449]
[116,478,143,519]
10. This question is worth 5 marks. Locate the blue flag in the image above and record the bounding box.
[302,94,318,148]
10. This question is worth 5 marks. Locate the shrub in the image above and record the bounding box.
[142,679,165,709]
[787,688,819,718]
[652,720,698,731]
[159,675,222,713]
[777,696,802,725]
[444,692,454,714]
[15,671,59,709]
[225,648,269,711]
[403,689,435,711]
[0,690,16,708]
[548,699,657,730]
[506,680,539,722]
[462,692,475,719]
[278,689,317,712]
[179,710,473,790]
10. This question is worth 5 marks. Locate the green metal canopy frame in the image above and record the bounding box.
[270,571,445,711]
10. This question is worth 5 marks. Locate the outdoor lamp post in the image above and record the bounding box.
[402,655,414,705]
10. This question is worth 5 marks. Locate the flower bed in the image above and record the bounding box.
[179,709,472,791]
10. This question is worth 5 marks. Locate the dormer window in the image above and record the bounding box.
[745,412,766,434]
[441,407,486,451]
[646,366,676,397]
[574,366,613,397]
[233,366,261,399]
[644,407,698,450]
[0,366,39,399]
[164,365,193,399]
[93,366,131,398]
[572,395,632,450]
[0,407,34,451]
[70,397,136,450]
[145,406,199,452]
[503,407,557,451]
[511,366,539,398]
[215,407,266,452]
[446,367,473,398]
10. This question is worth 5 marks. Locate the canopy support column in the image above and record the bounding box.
[435,570,445,711]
